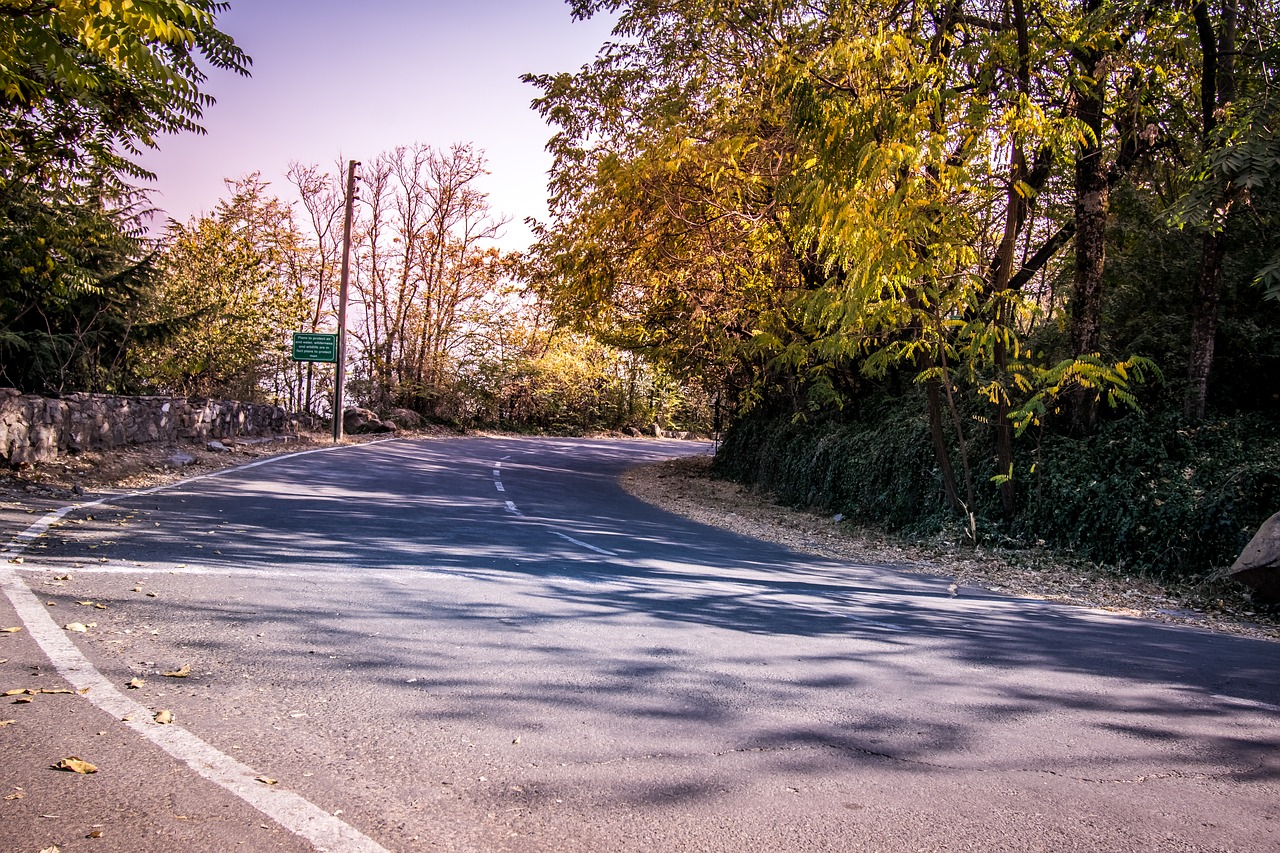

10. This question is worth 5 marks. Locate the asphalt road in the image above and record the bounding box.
[2,436,1278,852]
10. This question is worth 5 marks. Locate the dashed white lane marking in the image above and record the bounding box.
[0,442,396,853]
[551,531,618,557]
[491,458,619,559]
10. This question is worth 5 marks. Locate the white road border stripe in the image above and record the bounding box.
[0,440,396,853]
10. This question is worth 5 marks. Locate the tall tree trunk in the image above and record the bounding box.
[925,374,962,513]
[1069,35,1109,433]
[1186,230,1228,420]
[987,0,1032,518]
[1184,0,1237,421]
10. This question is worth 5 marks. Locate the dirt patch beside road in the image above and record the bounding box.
[622,454,1280,642]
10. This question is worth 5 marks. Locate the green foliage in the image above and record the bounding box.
[1012,413,1280,576]
[0,0,250,189]
[133,176,310,401]
[715,392,959,535]
[0,176,158,392]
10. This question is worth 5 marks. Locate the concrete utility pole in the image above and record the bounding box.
[333,159,359,443]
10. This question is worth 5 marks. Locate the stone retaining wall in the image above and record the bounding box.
[0,389,316,467]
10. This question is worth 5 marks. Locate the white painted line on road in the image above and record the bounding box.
[0,444,398,853]
[495,481,505,492]
[492,468,501,477]
[505,500,523,517]
[551,531,618,557]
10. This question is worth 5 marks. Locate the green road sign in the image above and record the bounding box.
[291,332,338,363]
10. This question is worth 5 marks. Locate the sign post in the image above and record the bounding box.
[333,159,359,443]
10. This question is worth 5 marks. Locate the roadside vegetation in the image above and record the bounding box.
[526,1,1280,587]
[1,1,1277,593]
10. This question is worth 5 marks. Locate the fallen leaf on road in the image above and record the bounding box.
[0,720,16,727]
[131,586,143,592]
[86,829,104,838]
[1,627,21,633]
[146,592,158,598]
[8,557,23,564]
[52,756,97,774]
[54,574,70,581]
[162,665,190,678]
[38,845,59,853]
[3,688,29,696]
[77,687,90,695]
[154,709,174,724]
[38,688,73,695]
[3,788,22,798]
[126,677,144,689]
[255,776,278,785]
[64,623,89,633]
[76,600,95,606]
[45,601,56,606]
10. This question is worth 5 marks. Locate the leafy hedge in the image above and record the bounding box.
[1011,413,1280,577]
[715,403,1280,579]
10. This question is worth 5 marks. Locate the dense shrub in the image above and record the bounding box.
[717,403,1280,579]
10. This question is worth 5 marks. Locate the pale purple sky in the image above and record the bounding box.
[139,0,615,250]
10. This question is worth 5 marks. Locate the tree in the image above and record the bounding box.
[0,0,247,394]
[347,143,510,415]
[0,0,249,191]
[136,176,309,401]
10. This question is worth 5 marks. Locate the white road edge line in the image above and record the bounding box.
[551,530,618,557]
[0,439,397,853]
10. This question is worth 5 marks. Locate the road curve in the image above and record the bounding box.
[1,436,1277,852]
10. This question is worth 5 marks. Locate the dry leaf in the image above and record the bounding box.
[162,665,191,678]
[38,688,73,695]
[11,695,32,704]
[53,756,97,774]
[8,557,22,564]
[64,622,89,633]
[54,574,71,581]
[0,720,16,727]
[146,592,158,598]
[3,789,23,799]
[126,677,144,689]
[131,587,143,593]
[3,688,28,696]
[255,776,278,785]
[45,601,56,606]
[153,709,174,724]
[93,603,107,610]
[86,830,104,838]
[77,687,90,695]
[76,600,95,606]
[38,845,59,853]
[1,627,21,633]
